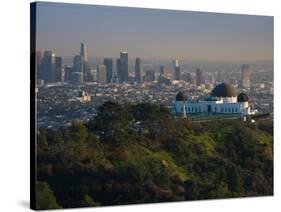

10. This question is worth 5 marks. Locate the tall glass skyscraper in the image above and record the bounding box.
[104,58,113,83]
[55,56,63,82]
[97,64,107,84]
[196,68,204,86]
[73,55,83,73]
[80,43,88,82]
[173,59,180,80]
[135,58,142,83]
[119,52,128,82]
[241,64,250,88]
[42,51,56,83]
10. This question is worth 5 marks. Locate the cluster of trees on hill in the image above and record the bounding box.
[36,102,273,209]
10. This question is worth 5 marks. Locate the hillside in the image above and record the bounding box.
[36,102,273,209]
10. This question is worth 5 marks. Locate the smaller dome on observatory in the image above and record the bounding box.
[237,93,249,102]
[176,92,186,101]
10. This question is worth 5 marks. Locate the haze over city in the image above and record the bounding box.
[34,2,273,129]
[36,2,273,61]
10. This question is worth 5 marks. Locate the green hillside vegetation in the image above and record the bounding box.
[36,102,273,209]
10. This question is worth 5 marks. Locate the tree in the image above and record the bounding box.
[69,120,87,143]
[36,181,61,210]
[36,103,273,208]
[80,194,100,207]
[38,129,48,151]
[87,102,133,142]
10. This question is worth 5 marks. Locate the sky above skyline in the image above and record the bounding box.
[35,2,273,61]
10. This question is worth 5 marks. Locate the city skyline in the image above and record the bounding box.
[36,2,273,61]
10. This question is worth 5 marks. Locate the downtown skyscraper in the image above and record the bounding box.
[73,55,83,73]
[241,64,250,88]
[196,68,204,86]
[160,65,170,79]
[135,58,143,83]
[97,64,107,84]
[173,59,181,80]
[80,43,88,82]
[55,56,63,82]
[104,58,113,83]
[42,51,56,83]
[118,52,129,82]
[145,70,155,82]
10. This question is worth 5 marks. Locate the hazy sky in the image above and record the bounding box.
[36,2,273,61]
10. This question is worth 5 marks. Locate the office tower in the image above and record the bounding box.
[173,59,179,67]
[73,55,83,73]
[135,58,143,83]
[36,51,43,80]
[64,66,73,82]
[97,64,107,84]
[104,58,113,83]
[196,68,204,86]
[174,67,181,80]
[73,55,84,83]
[80,43,88,62]
[173,59,180,80]
[182,72,192,83]
[145,70,155,82]
[119,51,129,82]
[210,74,215,84]
[111,58,118,83]
[80,43,88,81]
[55,56,63,82]
[160,65,171,79]
[88,69,97,82]
[160,65,164,76]
[36,51,43,65]
[241,64,250,88]
[42,51,56,83]
[116,58,121,80]
[217,71,222,83]
[71,72,83,84]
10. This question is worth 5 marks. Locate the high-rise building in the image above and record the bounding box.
[182,72,192,83]
[55,56,63,82]
[80,43,88,62]
[97,64,107,84]
[36,51,43,65]
[174,67,181,80]
[160,65,164,76]
[73,55,83,73]
[160,65,171,79]
[173,59,179,67]
[73,55,84,82]
[64,65,73,82]
[173,59,180,80]
[42,51,56,83]
[217,71,222,83]
[88,69,97,82]
[241,64,250,88]
[104,58,113,83]
[111,63,120,83]
[119,52,128,82]
[80,43,88,81]
[71,72,83,84]
[116,58,121,80]
[135,58,143,83]
[36,51,43,80]
[196,68,204,86]
[145,70,155,82]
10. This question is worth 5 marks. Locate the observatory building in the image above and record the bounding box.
[175,83,254,116]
